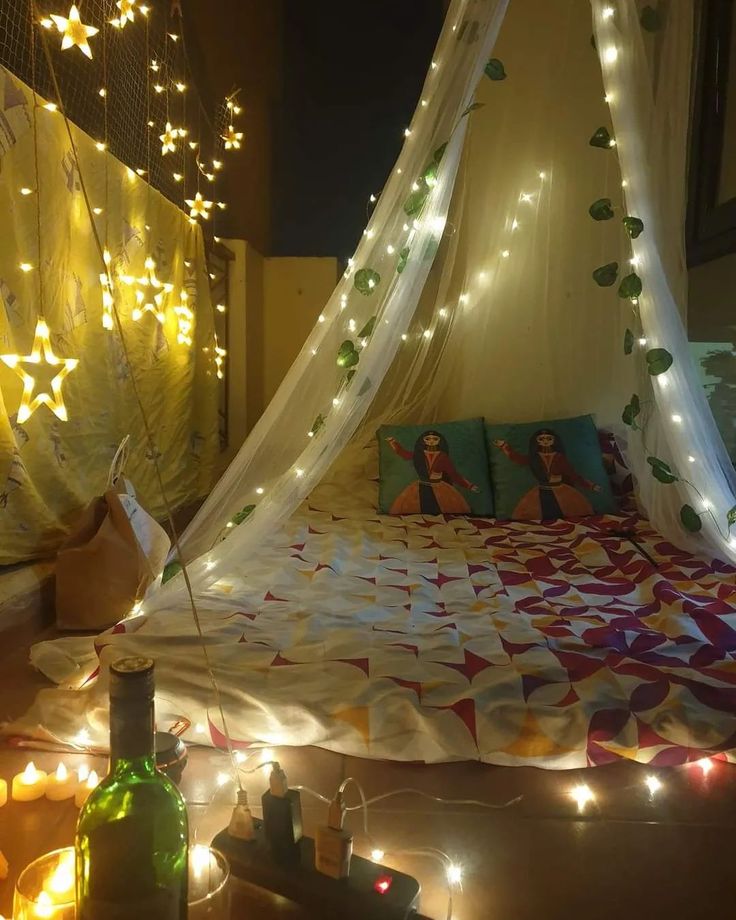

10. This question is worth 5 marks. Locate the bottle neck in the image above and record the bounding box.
[109,694,156,774]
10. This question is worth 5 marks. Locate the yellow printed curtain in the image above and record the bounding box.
[0,67,218,564]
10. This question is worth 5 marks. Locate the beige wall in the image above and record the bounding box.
[221,241,337,462]
[262,258,338,408]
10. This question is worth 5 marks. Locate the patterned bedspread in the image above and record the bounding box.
[17,445,736,767]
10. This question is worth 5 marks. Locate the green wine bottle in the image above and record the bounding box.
[75,657,188,919]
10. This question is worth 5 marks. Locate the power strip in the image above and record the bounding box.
[212,818,423,920]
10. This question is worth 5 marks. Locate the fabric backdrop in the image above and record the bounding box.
[0,66,219,564]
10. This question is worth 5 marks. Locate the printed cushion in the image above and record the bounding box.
[486,415,617,520]
[378,418,493,516]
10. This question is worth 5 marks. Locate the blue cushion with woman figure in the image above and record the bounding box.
[378,418,494,516]
[486,415,616,520]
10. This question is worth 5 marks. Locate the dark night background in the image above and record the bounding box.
[272,1,445,257]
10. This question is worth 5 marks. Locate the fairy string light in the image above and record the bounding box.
[32,1,245,791]
[2,5,79,422]
[119,5,172,324]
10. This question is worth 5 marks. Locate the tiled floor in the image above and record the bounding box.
[1,594,735,918]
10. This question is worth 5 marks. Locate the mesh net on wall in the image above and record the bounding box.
[0,0,232,224]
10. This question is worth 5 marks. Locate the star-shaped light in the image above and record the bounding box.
[185,192,213,220]
[49,5,99,59]
[221,124,243,150]
[159,121,178,155]
[1,319,79,423]
[110,0,136,28]
[120,256,173,323]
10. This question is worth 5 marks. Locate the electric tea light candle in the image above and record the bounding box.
[46,763,77,801]
[74,769,99,808]
[11,762,48,802]
[0,777,7,807]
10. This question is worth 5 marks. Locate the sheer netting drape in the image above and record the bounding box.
[145,0,512,611]
[151,0,735,621]
[590,0,736,561]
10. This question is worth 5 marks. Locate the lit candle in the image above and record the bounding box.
[0,848,8,879]
[46,763,77,801]
[47,850,75,897]
[0,777,7,807]
[74,769,99,808]
[12,762,48,802]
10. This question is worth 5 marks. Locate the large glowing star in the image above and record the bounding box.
[49,5,99,59]
[120,257,173,323]
[185,192,213,220]
[1,319,79,423]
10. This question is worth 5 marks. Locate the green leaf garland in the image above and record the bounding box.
[460,101,485,119]
[310,414,325,437]
[618,273,643,300]
[589,126,614,149]
[358,316,377,339]
[484,58,507,81]
[231,505,256,526]
[727,505,736,527]
[647,456,678,484]
[645,348,673,376]
[621,393,641,427]
[623,328,634,355]
[589,198,615,221]
[680,504,703,532]
[623,216,644,239]
[593,262,619,287]
[354,268,380,296]
[397,246,410,274]
[337,340,360,368]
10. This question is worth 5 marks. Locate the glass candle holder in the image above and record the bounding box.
[13,846,76,919]
[188,845,230,919]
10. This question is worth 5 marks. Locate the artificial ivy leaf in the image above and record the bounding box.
[647,456,672,472]
[484,58,507,81]
[646,348,673,376]
[640,5,662,32]
[647,456,678,484]
[231,505,255,526]
[310,414,325,436]
[460,101,485,119]
[590,33,596,50]
[337,340,359,368]
[403,188,429,218]
[422,160,439,187]
[589,126,614,149]
[162,560,182,584]
[623,216,644,239]
[589,197,614,221]
[593,261,619,287]
[358,315,377,339]
[397,246,410,274]
[624,328,634,355]
[680,504,703,532]
[652,466,679,484]
[621,393,641,427]
[618,273,643,300]
[354,268,380,296]
[727,505,736,526]
[433,141,448,164]
[346,369,356,383]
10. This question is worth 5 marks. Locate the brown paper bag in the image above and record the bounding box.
[55,438,171,631]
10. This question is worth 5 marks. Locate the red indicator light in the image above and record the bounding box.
[374,874,393,895]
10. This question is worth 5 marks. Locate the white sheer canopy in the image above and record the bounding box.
[153,0,735,619]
